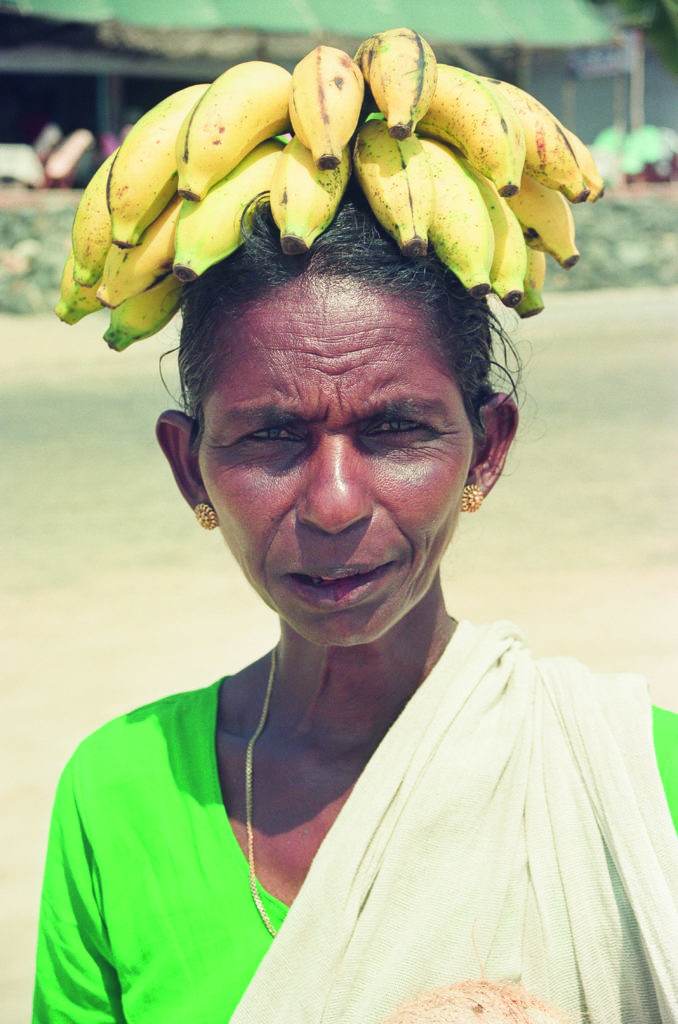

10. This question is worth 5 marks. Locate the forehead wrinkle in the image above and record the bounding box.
[267,353,398,382]
[244,323,405,355]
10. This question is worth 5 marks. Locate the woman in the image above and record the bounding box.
[32,195,678,1024]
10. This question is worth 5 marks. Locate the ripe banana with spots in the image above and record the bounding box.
[484,78,589,203]
[104,272,183,351]
[516,248,546,318]
[353,118,433,257]
[176,61,290,202]
[270,137,350,254]
[420,137,494,297]
[96,194,182,308]
[506,173,579,269]
[559,124,604,201]
[55,251,104,324]
[71,150,117,285]
[173,139,283,281]
[355,28,437,140]
[417,65,525,197]
[107,84,208,249]
[289,46,364,170]
[463,162,527,306]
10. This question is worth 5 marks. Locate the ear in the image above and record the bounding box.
[155,410,208,510]
[468,393,519,496]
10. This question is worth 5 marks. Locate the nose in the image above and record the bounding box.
[296,434,373,535]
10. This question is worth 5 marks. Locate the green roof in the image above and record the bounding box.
[0,0,614,47]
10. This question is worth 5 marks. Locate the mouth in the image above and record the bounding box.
[285,562,394,605]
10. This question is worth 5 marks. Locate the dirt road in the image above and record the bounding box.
[3,287,677,1021]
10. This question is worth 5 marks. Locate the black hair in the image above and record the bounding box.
[169,179,521,454]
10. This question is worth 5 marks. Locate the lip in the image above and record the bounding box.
[293,563,383,580]
[284,562,395,606]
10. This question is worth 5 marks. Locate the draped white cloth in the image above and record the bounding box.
[229,619,678,1024]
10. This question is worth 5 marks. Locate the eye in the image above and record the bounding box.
[247,426,302,442]
[368,418,427,433]
[243,419,437,443]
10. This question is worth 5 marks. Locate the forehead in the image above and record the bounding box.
[205,276,458,417]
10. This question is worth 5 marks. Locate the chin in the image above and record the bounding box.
[277,603,401,647]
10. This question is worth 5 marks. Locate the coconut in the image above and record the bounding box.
[380,979,584,1024]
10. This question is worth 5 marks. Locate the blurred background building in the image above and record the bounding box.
[1,0,677,178]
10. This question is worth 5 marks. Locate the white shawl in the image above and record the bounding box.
[229,619,678,1024]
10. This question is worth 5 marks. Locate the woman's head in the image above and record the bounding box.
[156,189,520,646]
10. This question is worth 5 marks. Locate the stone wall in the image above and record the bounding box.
[0,185,676,314]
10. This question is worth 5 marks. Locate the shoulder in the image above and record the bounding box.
[525,651,677,774]
[478,622,663,743]
[532,652,652,734]
[62,679,222,800]
[532,651,676,724]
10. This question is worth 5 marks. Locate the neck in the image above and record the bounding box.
[264,573,457,762]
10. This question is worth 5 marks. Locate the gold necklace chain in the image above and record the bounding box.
[245,645,279,937]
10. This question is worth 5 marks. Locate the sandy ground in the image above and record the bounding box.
[3,287,678,1021]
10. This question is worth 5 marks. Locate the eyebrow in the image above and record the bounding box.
[221,397,450,427]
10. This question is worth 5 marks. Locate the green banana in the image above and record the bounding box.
[173,139,284,281]
[55,251,104,324]
[104,272,183,351]
[71,150,117,285]
[97,194,182,308]
[420,137,494,296]
[107,85,208,248]
[176,61,290,202]
[506,173,579,269]
[353,119,433,257]
[355,28,437,139]
[516,247,546,318]
[417,65,525,197]
[289,46,364,169]
[269,137,350,254]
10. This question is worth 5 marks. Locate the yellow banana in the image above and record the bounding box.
[417,65,525,197]
[55,251,104,324]
[289,46,364,169]
[506,173,579,269]
[355,28,437,140]
[270,137,350,254]
[176,61,290,202]
[516,248,546,318]
[463,163,527,307]
[173,139,283,282]
[484,78,589,203]
[104,272,182,351]
[559,124,604,201]
[107,85,207,248]
[353,119,433,257]
[420,137,494,297]
[71,150,117,285]
[96,194,182,308]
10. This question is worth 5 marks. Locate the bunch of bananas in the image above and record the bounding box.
[56,28,603,350]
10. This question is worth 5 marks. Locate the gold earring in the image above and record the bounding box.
[194,502,219,530]
[461,484,484,513]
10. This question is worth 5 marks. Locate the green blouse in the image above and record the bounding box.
[32,678,678,1024]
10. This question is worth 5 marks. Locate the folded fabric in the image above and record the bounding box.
[229,619,678,1024]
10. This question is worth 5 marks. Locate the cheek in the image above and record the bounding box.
[201,441,470,567]
[374,448,470,534]
[199,457,293,563]
[375,459,465,596]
